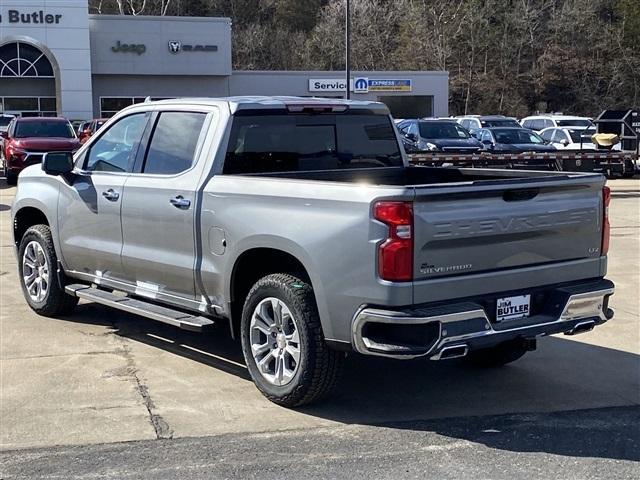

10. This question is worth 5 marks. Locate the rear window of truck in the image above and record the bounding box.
[223,112,403,174]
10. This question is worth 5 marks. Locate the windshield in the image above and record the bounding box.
[556,119,593,127]
[493,128,545,144]
[481,118,520,128]
[419,122,470,139]
[0,117,13,127]
[224,113,403,174]
[15,121,75,139]
[568,128,595,143]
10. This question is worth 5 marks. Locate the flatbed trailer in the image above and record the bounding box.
[409,151,637,177]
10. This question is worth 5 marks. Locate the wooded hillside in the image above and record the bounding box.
[89,0,640,116]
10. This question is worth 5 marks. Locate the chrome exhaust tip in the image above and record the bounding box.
[431,344,469,360]
[564,320,596,336]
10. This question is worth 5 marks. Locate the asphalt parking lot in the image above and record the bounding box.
[1,177,639,478]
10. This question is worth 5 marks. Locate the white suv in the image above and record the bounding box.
[540,126,622,151]
[520,115,593,132]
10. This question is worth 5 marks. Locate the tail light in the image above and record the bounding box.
[601,185,611,255]
[374,201,413,281]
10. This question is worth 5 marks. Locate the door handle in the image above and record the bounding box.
[170,195,191,209]
[102,189,120,201]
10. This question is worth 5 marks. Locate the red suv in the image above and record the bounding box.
[78,118,108,144]
[1,117,79,185]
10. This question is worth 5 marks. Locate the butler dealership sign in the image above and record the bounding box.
[0,9,63,24]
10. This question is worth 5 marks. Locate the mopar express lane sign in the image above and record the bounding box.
[0,9,63,24]
[308,78,412,93]
[368,79,412,92]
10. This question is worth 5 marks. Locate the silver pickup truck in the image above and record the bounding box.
[11,97,614,406]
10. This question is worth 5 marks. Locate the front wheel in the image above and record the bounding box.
[240,273,343,407]
[18,225,78,316]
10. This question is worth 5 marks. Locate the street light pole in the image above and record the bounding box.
[345,0,351,100]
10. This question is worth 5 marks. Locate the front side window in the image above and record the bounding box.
[85,113,148,173]
[552,130,568,143]
[540,129,554,141]
[224,113,402,174]
[143,112,206,175]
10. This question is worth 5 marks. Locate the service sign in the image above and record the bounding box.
[308,79,349,92]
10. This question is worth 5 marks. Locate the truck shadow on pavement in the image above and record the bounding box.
[64,302,640,461]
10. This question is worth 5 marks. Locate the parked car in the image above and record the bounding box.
[0,114,15,135]
[397,119,483,153]
[475,127,557,153]
[75,121,89,136]
[521,115,594,132]
[70,120,86,133]
[456,115,521,132]
[11,97,614,407]
[1,117,79,185]
[538,127,618,151]
[78,118,108,144]
[0,114,15,157]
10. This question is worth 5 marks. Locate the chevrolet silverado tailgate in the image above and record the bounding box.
[412,175,605,281]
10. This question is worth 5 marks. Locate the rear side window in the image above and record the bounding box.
[143,112,206,175]
[223,113,402,174]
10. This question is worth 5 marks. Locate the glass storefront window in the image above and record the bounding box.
[39,97,56,111]
[100,97,174,117]
[101,97,135,112]
[0,97,57,116]
[4,97,39,110]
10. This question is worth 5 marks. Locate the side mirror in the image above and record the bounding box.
[0,131,7,139]
[482,139,493,145]
[405,132,417,142]
[560,139,570,146]
[42,151,74,176]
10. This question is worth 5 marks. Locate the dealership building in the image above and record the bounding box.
[0,1,449,120]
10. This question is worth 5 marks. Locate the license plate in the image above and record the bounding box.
[496,295,531,322]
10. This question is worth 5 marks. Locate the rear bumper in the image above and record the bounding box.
[351,279,614,359]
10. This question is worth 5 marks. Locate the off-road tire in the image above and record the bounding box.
[240,273,343,407]
[18,224,78,316]
[465,341,528,367]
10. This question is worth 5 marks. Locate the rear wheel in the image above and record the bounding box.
[18,225,78,316]
[240,273,342,407]
[465,341,528,367]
